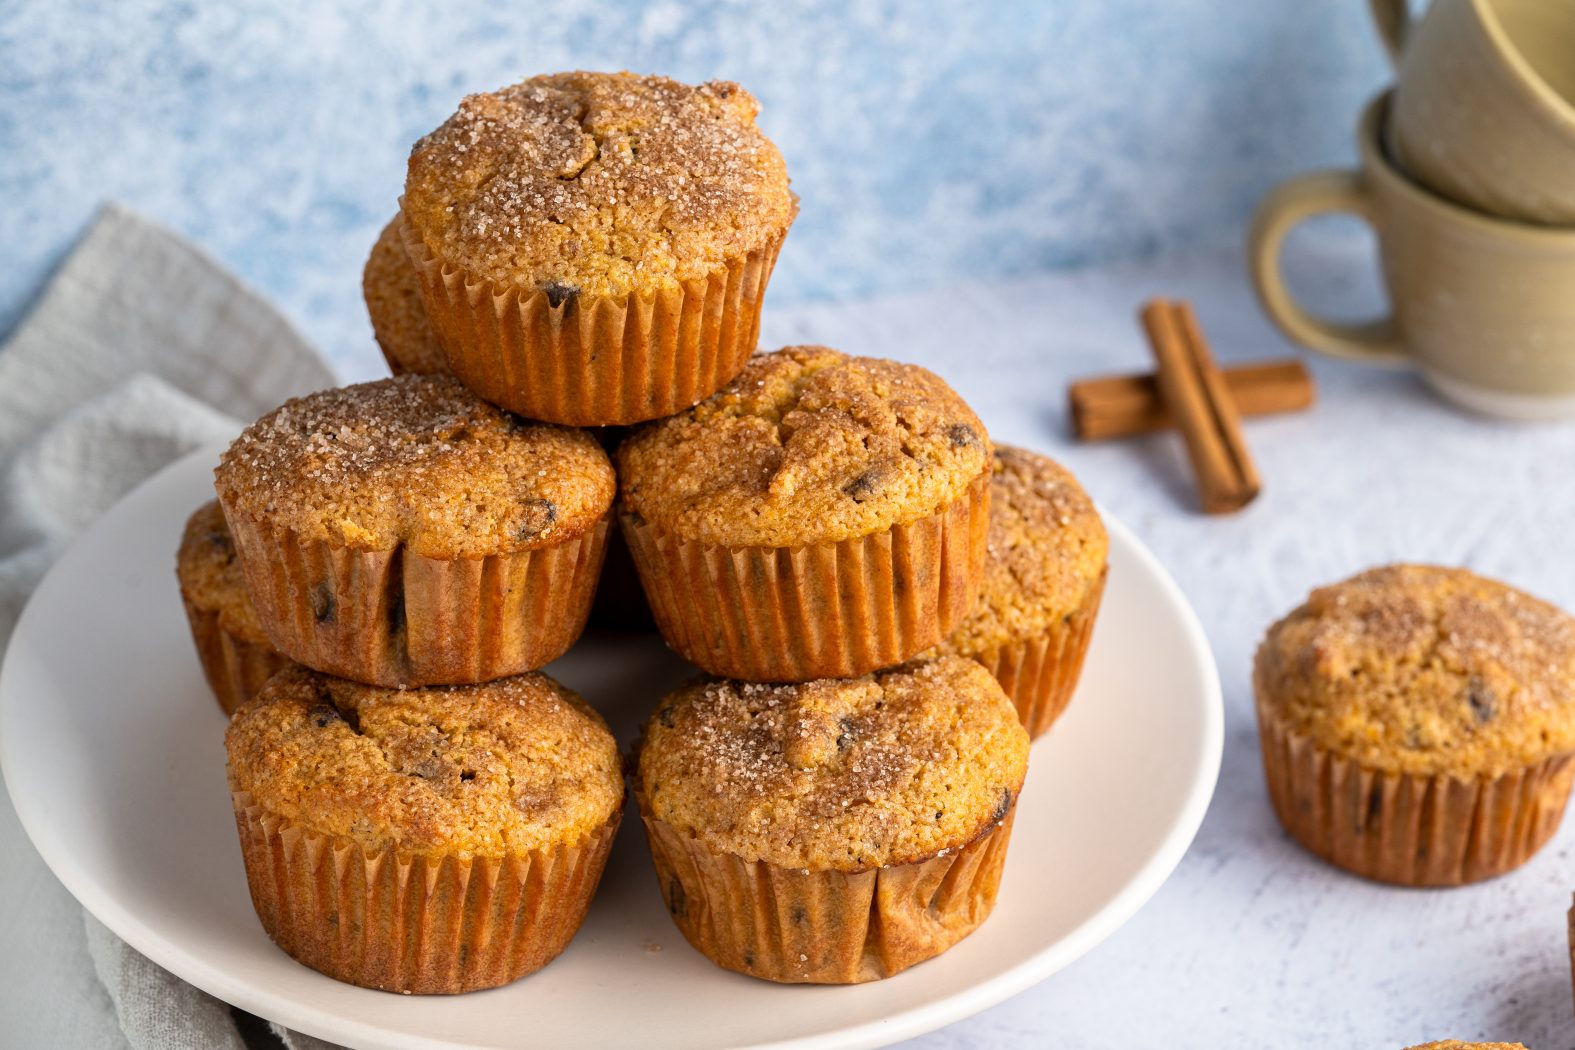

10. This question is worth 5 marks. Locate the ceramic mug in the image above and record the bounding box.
[1249,93,1575,421]
[1373,0,1575,225]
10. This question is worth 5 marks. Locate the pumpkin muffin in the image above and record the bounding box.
[931,445,1107,738]
[618,346,992,681]
[1255,564,1575,886]
[176,501,294,715]
[402,70,796,426]
[363,214,448,376]
[634,656,1029,983]
[227,666,622,993]
[214,375,614,687]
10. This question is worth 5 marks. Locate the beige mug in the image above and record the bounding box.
[1249,93,1575,421]
[1373,0,1575,225]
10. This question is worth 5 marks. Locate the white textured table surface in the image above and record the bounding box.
[5,236,1575,1049]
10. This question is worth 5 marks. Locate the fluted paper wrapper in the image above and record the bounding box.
[221,508,609,687]
[1568,895,1575,1013]
[231,790,619,994]
[975,567,1106,739]
[180,599,294,716]
[639,803,1015,983]
[1257,705,1575,886]
[621,471,990,682]
[401,214,786,427]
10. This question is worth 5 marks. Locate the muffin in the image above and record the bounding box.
[1404,1043,1528,1049]
[634,656,1029,983]
[226,666,622,993]
[214,375,614,687]
[401,71,796,426]
[363,214,448,376]
[177,501,294,715]
[931,445,1107,738]
[1254,565,1575,886]
[618,346,992,681]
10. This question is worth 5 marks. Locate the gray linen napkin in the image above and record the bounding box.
[0,204,343,1049]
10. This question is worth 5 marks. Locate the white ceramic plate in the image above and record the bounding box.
[0,445,1221,1050]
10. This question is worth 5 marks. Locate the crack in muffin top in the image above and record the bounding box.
[363,214,449,376]
[226,666,622,857]
[935,446,1107,656]
[637,656,1029,871]
[617,346,991,547]
[215,375,614,559]
[404,71,795,298]
[176,500,270,645]
[1255,564,1575,777]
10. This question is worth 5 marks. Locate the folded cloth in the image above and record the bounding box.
[0,204,345,1049]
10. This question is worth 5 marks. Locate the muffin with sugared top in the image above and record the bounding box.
[402,70,796,426]
[931,445,1107,738]
[227,665,622,993]
[1404,1042,1528,1049]
[1254,564,1575,885]
[362,215,447,376]
[176,501,294,715]
[618,345,992,681]
[214,374,614,686]
[635,655,1028,983]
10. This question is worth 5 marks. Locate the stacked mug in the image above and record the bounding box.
[1250,0,1575,420]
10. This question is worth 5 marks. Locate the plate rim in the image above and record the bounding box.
[0,444,1223,1050]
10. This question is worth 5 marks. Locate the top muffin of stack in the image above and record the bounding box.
[399,70,797,426]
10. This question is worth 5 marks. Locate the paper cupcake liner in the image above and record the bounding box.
[1256,704,1575,886]
[400,212,787,427]
[180,598,295,716]
[1568,896,1574,1014]
[620,471,991,682]
[221,509,609,687]
[230,790,619,994]
[973,567,1107,739]
[637,796,1015,983]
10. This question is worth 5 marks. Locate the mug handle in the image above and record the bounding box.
[1369,0,1409,64]
[1247,171,1407,365]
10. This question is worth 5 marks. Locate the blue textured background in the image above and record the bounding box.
[0,0,1387,374]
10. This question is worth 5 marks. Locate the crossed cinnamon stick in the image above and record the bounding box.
[1068,299,1315,514]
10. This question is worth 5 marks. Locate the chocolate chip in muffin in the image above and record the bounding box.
[946,422,981,449]
[309,703,342,729]
[843,467,886,503]
[516,498,559,541]
[310,583,336,624]
[1468,676,1497,723]
[542,282,580,309]
[835,716,856,751]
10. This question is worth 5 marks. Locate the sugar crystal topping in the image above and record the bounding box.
[638,657,1028,871]
[215,375,614,558]
[618,346,991,547]
[405,71,795,295]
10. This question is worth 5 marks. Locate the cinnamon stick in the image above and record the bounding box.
[1069,360,1313,441]
[1140,299,1261,514]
